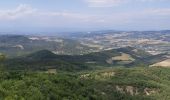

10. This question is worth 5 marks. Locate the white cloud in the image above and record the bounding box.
[85,0,125,7]
[0,4,169,30]
[1,3,169,22]
[0,4,36,20]
[0,4,97,27]
[146,8,170,15]
[85,0,169,7]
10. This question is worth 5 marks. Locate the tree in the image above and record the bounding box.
[0,54,6,70]
[0,54,6,62]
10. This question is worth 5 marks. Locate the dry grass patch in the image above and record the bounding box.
[106,53,135,64]
[112,53,135,61]
[150,59,170,68]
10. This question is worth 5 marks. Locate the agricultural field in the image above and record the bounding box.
[150,59,170,67]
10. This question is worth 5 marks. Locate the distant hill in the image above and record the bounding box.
[4,50,89,71]
[127,53,169,67]
[27,50,57,60]
[4,46,166,71]
[0,35,96,57]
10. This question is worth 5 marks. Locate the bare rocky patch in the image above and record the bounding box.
[80,71,115,80]
[115,85,158,96]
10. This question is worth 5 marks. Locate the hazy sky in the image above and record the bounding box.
[0,0,170,32]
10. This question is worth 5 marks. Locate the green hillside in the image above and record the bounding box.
[2,47,140,71]
[0,67,169,100]
[4,47,169,71]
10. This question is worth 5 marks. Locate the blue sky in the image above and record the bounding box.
[0,0,170,32]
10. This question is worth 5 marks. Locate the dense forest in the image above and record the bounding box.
[0,60,170,100]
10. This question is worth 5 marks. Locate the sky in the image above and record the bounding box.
[0,0,170,32]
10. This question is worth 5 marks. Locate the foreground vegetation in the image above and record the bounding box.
[0,67,170,100]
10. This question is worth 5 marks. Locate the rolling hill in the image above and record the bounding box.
[3,46,169,71]
[0,35,96,57]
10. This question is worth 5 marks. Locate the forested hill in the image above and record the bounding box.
[3,47,169,71]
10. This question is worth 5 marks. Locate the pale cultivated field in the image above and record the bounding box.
[106,53,135,64]
[150,59,170,67]
[112,53,135,61]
